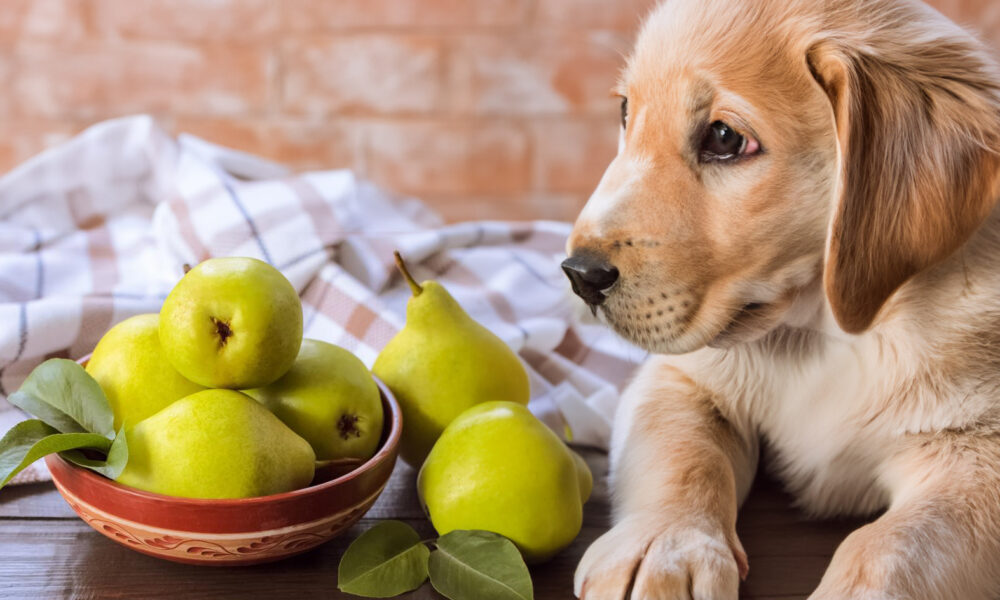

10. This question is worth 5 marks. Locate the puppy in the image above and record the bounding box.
[562,0,1000,598]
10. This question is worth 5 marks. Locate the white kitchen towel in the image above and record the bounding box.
[0,116,647,484]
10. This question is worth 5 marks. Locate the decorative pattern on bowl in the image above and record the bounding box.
[56,483,384,564]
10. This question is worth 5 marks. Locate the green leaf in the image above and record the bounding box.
[0,420,112,488]
[7,359,114,437]
[428,531,533,600]
[60,427,128,480]
[338,520,430,597]
[8,386,87,434]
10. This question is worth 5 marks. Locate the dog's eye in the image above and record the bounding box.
[699,121,759,163]
[620,97,628,129]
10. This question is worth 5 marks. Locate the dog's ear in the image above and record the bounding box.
[807,35,1000,333]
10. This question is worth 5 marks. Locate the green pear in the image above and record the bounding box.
[159,257,303,389]
[245,339,384,462]
[417,401,592,564]
[85,314,205,431]
[117,389,315,499]
[373,253,531,466]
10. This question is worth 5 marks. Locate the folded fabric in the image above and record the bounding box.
[0,116,647,484]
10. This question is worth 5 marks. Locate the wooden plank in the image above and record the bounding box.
[0,449,862,599]
[738,510,867,557]
[0,482,75,519]
[0,518,601,600]
[0,517,434,599]
[739,554,838,598]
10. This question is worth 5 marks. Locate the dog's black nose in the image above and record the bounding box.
[561,254,619,306]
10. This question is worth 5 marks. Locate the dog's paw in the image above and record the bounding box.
[574,517,745,600]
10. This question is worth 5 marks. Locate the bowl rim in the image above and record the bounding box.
[54,356,403,506]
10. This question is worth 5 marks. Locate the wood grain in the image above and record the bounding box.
[0,449,863,599]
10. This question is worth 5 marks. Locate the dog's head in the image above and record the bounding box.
[564,0,1000,353]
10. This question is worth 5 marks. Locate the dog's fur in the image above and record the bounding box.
[566,0,1000,598]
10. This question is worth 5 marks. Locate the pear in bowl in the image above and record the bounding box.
[86,313,204,430]
[159,257,303,389]
[117,389,315,499]
[246,339,384,464]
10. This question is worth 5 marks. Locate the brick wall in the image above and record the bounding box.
[1,0,998,222]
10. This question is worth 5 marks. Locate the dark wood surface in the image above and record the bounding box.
[0,450,866,599]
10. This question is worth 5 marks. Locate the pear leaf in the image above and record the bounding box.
[60,427,129,480]
[428,530,533,600]
[338,520,430,597]
[8,359,114,437]
[0,420,112,488]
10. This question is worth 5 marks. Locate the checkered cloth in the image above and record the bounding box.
[0,116,646,484]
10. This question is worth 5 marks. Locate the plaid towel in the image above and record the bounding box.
[0,116,646,484]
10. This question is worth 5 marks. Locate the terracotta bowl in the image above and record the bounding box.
[45,376,401,566]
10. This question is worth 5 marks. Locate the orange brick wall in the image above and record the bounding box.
[1,0,998,222]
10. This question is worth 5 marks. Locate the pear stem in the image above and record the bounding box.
[394,251,423,296]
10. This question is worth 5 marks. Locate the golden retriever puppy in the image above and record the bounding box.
[562,0,1000,598]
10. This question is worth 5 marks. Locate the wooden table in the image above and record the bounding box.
[0,450,865,599]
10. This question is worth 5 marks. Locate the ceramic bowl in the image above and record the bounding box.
[45,375,401,566]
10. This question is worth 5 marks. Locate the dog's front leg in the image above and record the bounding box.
[811,434,1000,600]
[575,359,757,600]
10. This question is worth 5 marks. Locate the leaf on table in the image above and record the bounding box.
[0,420,112,488]
[338,520,430,598]
[428,530,533,600]
[7,359,114,437]
[60,427,128,480]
